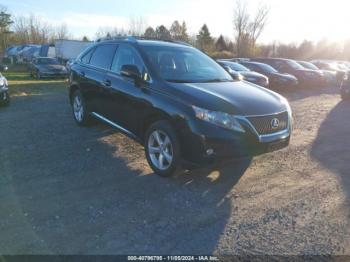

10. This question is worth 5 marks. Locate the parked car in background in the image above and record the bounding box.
[297,61,337,85]
[0,65,10,106]
[217,60,269,87]
[310,60,347,84]
[340,77,350,100]
[69,37,292,177]
[252,58,324,87]
[240,61,298,90]
[16,45,41,63]
[29,57,68,79]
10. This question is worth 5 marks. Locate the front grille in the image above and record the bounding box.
[247,111,288,135]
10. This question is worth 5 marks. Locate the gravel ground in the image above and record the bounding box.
[0,86,350,255]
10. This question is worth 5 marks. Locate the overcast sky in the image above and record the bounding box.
[2,0,350,43]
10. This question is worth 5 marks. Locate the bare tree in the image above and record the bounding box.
[55,23,70,40]
[248,3,269,48]
[95,26,127,39]
[128,16,147,36]
[233,0,269,56]
[233,0,249,55]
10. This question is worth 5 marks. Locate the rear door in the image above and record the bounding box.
[79,44,117,114]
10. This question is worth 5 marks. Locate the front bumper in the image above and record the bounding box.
[179,113,292,164]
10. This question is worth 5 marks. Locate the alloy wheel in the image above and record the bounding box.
[73,95,84,122]
[148,130,173,170]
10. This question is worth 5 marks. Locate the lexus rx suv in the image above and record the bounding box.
[69,37,292,177]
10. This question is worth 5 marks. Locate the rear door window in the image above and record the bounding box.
[89,44,117,70]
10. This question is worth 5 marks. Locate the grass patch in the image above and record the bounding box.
[3,71,67,96]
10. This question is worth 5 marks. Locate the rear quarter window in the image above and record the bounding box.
[81,48,94,64]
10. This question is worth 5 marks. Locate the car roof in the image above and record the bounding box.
[95,36,192,48]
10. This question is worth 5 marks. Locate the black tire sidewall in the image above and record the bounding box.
[145,120,181,177]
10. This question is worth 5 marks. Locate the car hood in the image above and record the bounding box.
[36,64,65,71]
[165,81,287,116]
[239,71,267,79]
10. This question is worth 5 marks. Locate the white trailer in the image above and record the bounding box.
[55,40,92,61]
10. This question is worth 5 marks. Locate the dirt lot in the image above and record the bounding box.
[1,73,350,255]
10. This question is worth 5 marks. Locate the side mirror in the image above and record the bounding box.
[121,64,142,81]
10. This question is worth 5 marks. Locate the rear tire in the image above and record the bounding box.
[71,89,92,126]
[145,120,182,177]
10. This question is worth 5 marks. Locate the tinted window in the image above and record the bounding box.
[90,44,117,69]
[81,48,94,64]
[141,45,232,83]
[111,44,145,74]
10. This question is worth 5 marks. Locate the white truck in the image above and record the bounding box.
[55,40,92,62]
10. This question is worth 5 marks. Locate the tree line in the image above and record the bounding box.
[1,1,350,61]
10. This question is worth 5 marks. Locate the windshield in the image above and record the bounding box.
[299,61,319,70]
[37,58,59,65]
[140,45,232,83]
[286,60,304,70]
[223,62,250,72]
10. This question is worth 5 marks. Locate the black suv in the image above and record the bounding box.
[69,37,292,177]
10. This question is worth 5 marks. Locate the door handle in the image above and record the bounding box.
[102,79,111,87]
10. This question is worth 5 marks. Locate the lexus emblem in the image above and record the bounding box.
[271,118,280,129]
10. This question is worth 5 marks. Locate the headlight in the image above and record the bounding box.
[192,106,245,133]
[238,74,244,81]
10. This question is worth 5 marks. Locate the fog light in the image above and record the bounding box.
[206,149,214,155]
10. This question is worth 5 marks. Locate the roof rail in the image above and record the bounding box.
[95,35,192,47]
[95,36,137,43]
[137,36,192,47]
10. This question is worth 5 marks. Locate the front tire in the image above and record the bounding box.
[145,120,182,177]
[71,89,92,126]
